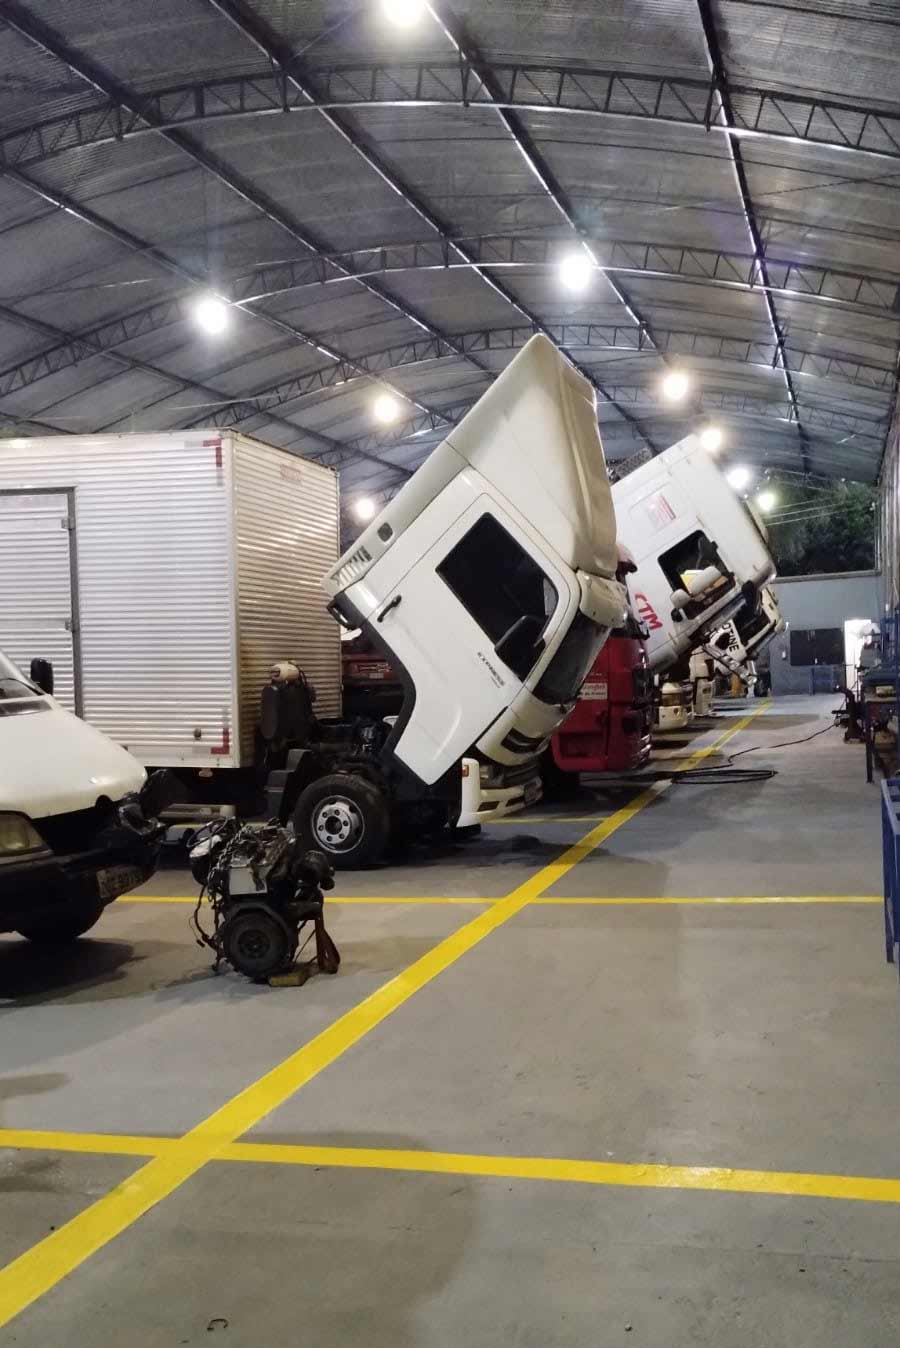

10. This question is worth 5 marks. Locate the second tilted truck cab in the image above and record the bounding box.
[613,434,775,674]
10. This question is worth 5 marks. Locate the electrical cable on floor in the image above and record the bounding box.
[670,716,840,784]
[591,715,840,789]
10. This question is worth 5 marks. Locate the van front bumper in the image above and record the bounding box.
[0,803,164,933]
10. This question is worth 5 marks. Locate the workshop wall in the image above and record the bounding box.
[769,572,882,695]
[881,402,900,611]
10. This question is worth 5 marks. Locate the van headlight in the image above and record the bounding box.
[0,813,44,855]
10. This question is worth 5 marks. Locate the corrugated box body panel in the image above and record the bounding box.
[0,434,237,767]
[0,491,77,711]
[232,435,340,758]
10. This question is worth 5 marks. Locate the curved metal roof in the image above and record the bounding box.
[0,0,898,522]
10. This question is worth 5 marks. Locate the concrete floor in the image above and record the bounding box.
[2,694,899,1346]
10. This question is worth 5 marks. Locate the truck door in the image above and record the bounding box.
[374,501,568,786]
[0,490,80,712]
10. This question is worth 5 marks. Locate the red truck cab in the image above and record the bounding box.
[546,614,652,779]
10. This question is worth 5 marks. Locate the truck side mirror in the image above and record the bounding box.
[494,615,545,676]
[30,658,54,695]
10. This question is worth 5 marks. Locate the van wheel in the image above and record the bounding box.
[17,898,105,943]
[293,774,390,869]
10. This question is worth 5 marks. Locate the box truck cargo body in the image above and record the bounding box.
[0,432,341,775]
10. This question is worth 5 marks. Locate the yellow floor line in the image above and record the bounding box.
[218,1142,900,1206]
[0,704,767,1329]
[0,1130,173,1159]
[119,895,494,906]
[4,1129,900,1208]
[534,896,881,906]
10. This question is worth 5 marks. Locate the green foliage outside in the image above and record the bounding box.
[766,479,877,576]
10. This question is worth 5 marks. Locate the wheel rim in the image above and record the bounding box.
[312,795,366,853]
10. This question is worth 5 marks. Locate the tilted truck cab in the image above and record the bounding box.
[323,335,627,789]
[613,434,776,674]
[705,586,784,676]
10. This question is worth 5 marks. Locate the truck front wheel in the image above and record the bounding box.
[293,774,390,869]
[17,898,106,944]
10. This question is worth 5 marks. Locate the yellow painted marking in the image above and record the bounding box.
[488,814,616,825]
[118,895,493,906]
[218,1143,900,1206]
[4,1129,900,1209]
[0,1130,172,1159]
[0,704,768,1328]
[534,896,881,906]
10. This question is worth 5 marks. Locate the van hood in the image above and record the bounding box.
[0,699,145,819]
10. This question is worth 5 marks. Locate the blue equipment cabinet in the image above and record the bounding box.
[881,779,900,973]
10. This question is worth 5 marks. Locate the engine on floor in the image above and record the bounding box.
[187,820,340,982]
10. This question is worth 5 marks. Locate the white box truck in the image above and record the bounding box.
[613,433,776,675]
[0,431,341,804]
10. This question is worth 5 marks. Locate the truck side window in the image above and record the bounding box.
[437,514,558,677]
[658,530,724,592]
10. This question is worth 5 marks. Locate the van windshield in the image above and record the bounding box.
[0,652,39,700]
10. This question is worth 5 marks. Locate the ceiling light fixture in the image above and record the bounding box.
[192,296,229,335]
[381,0,426,26]
[756,489,777,513]
[558,251,593,293]
[660,369,691,402]
[727,465,752,491]
[372,392,401,425]
[699,425,723,453]
[353,497,377,523]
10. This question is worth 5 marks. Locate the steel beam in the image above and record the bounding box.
[0,0,493,408]
[694,0,811,472]
[4,283,894,405]
[425,1,660,347]
[2,63,899,171]
[3,0,654,442]
[226,235,900,320]
[155,326,892,435]
[0,298,322,446]
[255,386,890,468]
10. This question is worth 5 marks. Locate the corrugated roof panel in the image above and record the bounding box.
[19,0,269,90]
[0,217,155,328]
[458,0,711,77]
[332,105,564,242]
[511,111,754,253]
[716,0,900,105]
[188,112,436,251]
[11,364,173,428]
[0,19,91,131]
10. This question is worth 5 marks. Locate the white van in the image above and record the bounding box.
[323,334,626,790]
[614,434,775,673]
[0,651,169,942]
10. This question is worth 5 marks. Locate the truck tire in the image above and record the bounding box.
[16,898,105,944]
[293,773,390,869]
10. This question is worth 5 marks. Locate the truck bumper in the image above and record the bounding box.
[458,760,542,828]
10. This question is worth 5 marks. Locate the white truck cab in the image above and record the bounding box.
[0,651,169,942]
[613,434,775,674]
[323,335,626,789]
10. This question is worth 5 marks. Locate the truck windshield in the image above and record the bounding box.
[0,651,38,700]
[534,611,610,706]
